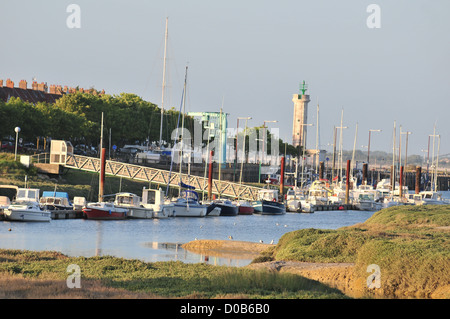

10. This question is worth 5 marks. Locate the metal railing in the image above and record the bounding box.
[63,154,262,200]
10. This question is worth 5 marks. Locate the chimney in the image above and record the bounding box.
[37,82,48,92]
[19,80,27,89]
[0,79,3,87]
[6,79,14,88]
[56,85,63,95]
[49,85,56,94]
[63,86,68,93]
[32,81,38,90]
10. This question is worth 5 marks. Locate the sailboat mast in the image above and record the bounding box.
[351,122,358,179]
[159,17,169,147]
[315,99,319,177]
[99,112,104,202]
[178,66,188,196]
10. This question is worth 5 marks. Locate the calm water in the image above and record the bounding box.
[0,210,376,266]
[2,191,449,266]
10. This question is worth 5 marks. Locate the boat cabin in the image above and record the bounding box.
[39,191,72,209]
[258,189,279,202]
[114,192,141,207]
[16,188,40,203]
[141,188,165,206]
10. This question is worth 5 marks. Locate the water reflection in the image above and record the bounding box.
[142,242,254,267]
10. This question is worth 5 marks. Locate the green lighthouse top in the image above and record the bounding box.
[300,80,308,96]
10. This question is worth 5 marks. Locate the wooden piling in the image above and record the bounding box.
[345,160,350,204]
[319,161,324,180]
[415,166,421,194]
[362,163,368,184]
[399,166,403,198]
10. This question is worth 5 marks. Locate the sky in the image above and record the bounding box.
[1,0,449,157]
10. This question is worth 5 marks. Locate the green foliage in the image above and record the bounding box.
[0,92,191,148]
[0,250,347,299]
[263,207,450,298]
[273,228,371,263]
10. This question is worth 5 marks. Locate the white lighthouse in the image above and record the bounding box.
[292,81,310,149]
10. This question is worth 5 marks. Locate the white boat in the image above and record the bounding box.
[0,195,11,208]
[307,181,330,206]
[285,188,305,212]
[4,201,51,222]
[114,192,153,219]
[418,191,447,205]
[141,188,175,218]
[73,196,87,211]
[352,184,383,211]
[353,192,383,211]
[4,188,50,222]
[172,190,208,217]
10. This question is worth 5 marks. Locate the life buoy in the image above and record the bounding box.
[272,198,276,202]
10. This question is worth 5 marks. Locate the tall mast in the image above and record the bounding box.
[159,17,169,147]
[315,99,319,177]
[178,66,188,196]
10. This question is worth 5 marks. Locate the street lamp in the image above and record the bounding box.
[14,127,21,161]
[239,117,252,185]
[401,130,412,168]
[299,123,313,188]
[262,120,278,165]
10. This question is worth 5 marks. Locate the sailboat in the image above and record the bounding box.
[83,113,128,220]
[167,66,210,217]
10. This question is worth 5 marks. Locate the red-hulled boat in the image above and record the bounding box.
[82,202,128,220]
[236,200,254,215]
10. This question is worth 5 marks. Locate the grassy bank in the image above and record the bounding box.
[254,205,450,298]
[0,249,347,299]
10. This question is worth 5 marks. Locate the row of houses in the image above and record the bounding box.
[0,78,105,104]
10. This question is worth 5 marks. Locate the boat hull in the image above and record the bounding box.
[123,207,153,219]
[173,204,207,217]
[4,209,51,222]
[238,205,254,215]
[215,204,238,216]
[252,200,286,215]
[83,207,127,220]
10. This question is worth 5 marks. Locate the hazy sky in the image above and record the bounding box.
[1,0,449,156]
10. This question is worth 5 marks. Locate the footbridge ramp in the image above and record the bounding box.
[49,140,262,201]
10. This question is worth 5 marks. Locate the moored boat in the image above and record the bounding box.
[4,188,51,222]
[235,200,254,215]
[212,198,238,216]
[83,202,128,220]
[114,192,153,219]
[172,190,208,217]
[39,191,73,211]
[252,189,286,215]
[141,188,175,218]
[4,201,51,222]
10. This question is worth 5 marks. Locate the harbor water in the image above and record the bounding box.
[0,210,375,266]
[1,191,448,267]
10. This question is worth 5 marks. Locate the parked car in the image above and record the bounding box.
[1,141,14,151]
